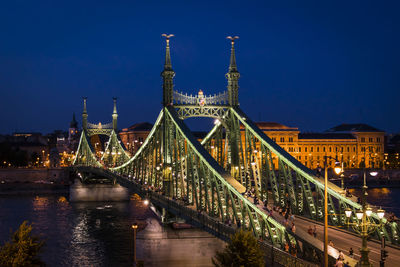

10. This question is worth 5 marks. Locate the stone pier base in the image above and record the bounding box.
[69,179,129,202]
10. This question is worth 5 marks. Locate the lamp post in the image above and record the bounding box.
[323,156,343,267]
[344,171,385,267]
[132,223,138,266]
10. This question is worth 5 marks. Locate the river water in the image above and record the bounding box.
[0,188,399,266]
[0,193,224,267]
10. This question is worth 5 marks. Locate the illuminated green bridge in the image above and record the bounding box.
[72,36,399,266]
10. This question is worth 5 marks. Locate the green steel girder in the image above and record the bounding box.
[230,107,398,242]
[73,131,102,168]
[101,130,130,167]
[110,106,292,248]
[174,105,229,120]
[86,128,113,137]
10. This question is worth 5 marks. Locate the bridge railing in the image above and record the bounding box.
[112,170,318,267]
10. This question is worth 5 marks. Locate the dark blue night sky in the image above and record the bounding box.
[0,1,399,134]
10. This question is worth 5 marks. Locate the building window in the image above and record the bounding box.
[361,137,365,142]
[361,147,365,152]
[323,147,326,152]
[305,147,307,152]
[310,147,313,152]
[298,147,301,152]
[353,147,356,152]
[377,147,380,152]
[347,147,350,152]
[377,137,381,142]
[289,137,293,142]
[280,137,284,142]
[299,156,301,160]
[289,147,294,152]
[305,156,308,160]
[369,138,373,142]
[272,137,276,142]
[316,147,319,152]
[329,147,332,152]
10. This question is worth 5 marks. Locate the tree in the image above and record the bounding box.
[0,221,45,267]
[212,230,265,267]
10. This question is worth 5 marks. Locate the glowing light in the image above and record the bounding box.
[143,199,149,206]
[366,207,373,217]
[370,171,378,177]
[356,210,363,220]
[345,208,352,218]
[377,208,385,219]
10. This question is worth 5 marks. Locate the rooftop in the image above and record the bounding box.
[299,133,356,140]
[241,122,298,131]
[325,123,383,133]
[123,122,153,132]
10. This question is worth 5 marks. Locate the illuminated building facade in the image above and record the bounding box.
[253,123,384,169]
[119,122,153,155]
[119,121,384,169]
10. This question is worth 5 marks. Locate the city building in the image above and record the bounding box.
[119,122,153,155]
[119,121,385,169]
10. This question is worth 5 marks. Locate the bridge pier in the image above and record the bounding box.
[69,179,129,202]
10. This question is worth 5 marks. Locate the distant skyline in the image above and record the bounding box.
[1,1,399,134]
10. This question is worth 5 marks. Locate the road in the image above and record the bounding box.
[247,194,400,266]
[291,215,400,266]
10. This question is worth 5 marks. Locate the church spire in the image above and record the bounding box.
[70,113,78,129]
[82,97,88,131]
[226,36,240,106]
[112,97,118,131]
[161,34,175,106]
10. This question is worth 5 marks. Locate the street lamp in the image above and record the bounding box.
[344,171,385,267]
[323,156,342,267]
[132,223,138,266]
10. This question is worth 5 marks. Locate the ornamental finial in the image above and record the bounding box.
[162,33,174,45]
[227,36,239,72]
[227,36,239,46]
[162,34,174,71]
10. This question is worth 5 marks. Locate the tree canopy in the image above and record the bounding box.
[212,230,265,267]
[0,221,45,267]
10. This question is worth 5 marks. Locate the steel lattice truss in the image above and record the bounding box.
[101,130,131,167]
[110,106,294,247]
[72,37,400,264]
[199,106,399,244]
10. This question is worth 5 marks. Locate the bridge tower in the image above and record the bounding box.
[226,36,240,107]
[161,34,175,196]
[225,37,241,178]
[112,97,118,131]
[82,97,88,132]
[161,34,175,106]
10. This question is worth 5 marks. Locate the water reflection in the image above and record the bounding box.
[348,188,400,214]
[0,194,152,266]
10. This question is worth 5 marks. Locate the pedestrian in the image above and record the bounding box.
[283,218,287,226]
[335,259,343,267]
[308,226,313,236]
[338,250,344,261]
[291,222,296,233]
[290,213,295,222]
[313,225,317,238]
[349,247,353,258]
[284,242,289,252]
[329,240,334,247]
[291,243,297,257]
